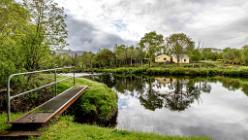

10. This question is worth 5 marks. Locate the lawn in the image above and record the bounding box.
[39,116,210,140]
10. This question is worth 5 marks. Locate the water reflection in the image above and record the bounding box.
[88,74,248,140]
[90,75,212,111]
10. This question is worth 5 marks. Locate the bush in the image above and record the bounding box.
[96,66,248,77]
[57,77,117,126]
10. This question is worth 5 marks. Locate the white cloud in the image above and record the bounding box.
[55,0,248,51]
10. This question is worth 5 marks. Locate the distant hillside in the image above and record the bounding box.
[53,49,84,56]
[199,48,223,53]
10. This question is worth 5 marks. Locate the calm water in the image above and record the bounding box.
[87,74,248,140]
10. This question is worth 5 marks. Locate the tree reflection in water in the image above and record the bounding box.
[89,74,212,111]
[88,74,248,110]
[140,77,211,111]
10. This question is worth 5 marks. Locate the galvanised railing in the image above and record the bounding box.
[7,66,76,123]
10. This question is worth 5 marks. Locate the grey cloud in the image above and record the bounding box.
[62,0,248,51]
[190,14,248,48]
[66,16,134,52]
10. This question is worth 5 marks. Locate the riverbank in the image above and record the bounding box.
[40,116,210,140]
[89,66,248,77]
[0,77,210,140]
[0,114,209,140]
[57,76,118,125]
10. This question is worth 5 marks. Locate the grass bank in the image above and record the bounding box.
[92,66,248,77]
[0,113,23,131]
[57,76,118,125]
[39,116,210,140]
[0,77,210,139]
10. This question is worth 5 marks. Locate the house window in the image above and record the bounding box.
[184,59,186,62]
[164,58,167,61]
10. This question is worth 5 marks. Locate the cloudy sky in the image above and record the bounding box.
[55,0,248,52]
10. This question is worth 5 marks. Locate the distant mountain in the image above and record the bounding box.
[53,49,84,56]
[199,48,223,53]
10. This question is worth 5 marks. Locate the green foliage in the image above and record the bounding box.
[23,0,68,49]
[56,77,117,125]
[39,116,210,140]
[139,31,165,67]
[0,0,67,85]
[96,66,248,77]
[241,45,248,65]
[95,48,116,67]
[166,33,195,63]
[80,51,95,68]
[200,48,221,61]
[0,113,23,131]
[0,0,30,85]
[114,44,127,66]
[188,49,201,62]
[222,48,241,64]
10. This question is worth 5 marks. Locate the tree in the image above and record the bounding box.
[166,33,194,63]
[133,47,145,65]
[22,0,68,70]
[95,48,115,67]
[188,49,201,62]
[200,48,220,61]
[114,44,126,66]
[0,0,30,85]
[222,48,241,64]
[81,51,95,69]
[241,45,248,65]
[139,31,164,67]
[54,53,73,67]
[127,46,135,66]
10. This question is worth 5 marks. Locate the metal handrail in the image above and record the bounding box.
[7,66,76,123]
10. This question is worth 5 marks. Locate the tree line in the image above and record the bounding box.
[1,0,248,86]
[0,0,67,86]
[68,32,248,69]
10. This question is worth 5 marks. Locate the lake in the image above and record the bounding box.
[86,74,248,140]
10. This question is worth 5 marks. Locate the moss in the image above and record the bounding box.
[57,77,117,125]
[39,116,210,140]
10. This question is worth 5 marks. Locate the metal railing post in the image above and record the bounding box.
[7,76,11,123]
[73,68,76,86]
[6,66,74,123]
[54,69,57,95]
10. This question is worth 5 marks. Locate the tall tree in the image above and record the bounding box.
[241,45,248,65]
[139,31,164,67]
[166,33,194,63]
[223,48,241,64]
[95,48,115,67]
[22,0,68,70]
[134,47,145,65]
[127,46,135,66]
[81,51,95,69]
[0,0,30,85]
[114,44,127,66]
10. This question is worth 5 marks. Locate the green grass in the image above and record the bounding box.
[0,77,210,139]
[57,76,118,124]
[39,116,210,140]
[0,113,23,131]
[92,66,248,77]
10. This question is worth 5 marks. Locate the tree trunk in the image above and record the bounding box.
[130,56,133,66]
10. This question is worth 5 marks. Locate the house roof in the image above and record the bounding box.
[156,54,170,57]
[171,54,189,59]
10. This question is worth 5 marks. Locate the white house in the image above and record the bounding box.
[155,54,171,63]
[155,54,190,64]
[171,54,190,64]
